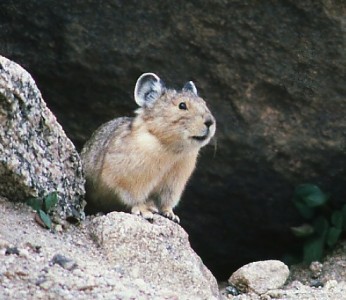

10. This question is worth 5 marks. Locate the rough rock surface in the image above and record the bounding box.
[0,197,220,299]
[1,1,345,278]
[92,212,220,299]
[0,55,85,220]
[2,197,346,300]
[228,260,289,294]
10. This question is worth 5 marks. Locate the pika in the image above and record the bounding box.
[81,73,216,223]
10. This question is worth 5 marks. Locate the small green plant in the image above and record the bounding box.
[26,192,58,229]
[290,184,346,264]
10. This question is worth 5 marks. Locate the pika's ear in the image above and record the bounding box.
[183,81,198,96]
[134,73,164,107]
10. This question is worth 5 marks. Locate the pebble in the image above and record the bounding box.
[5,247,20,256]
[0,238,10,249]
[49,254,78,271]
[309,261,323,278]
[19,248,30,258]
[54,224,63,233]
[324,280,338,290]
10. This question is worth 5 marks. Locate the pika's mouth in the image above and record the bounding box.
[191,134,209,141]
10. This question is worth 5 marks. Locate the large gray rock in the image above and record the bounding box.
[91,212,221,299]
[0,1,345,278]
[0,55,85,219]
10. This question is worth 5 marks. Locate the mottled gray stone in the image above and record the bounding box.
[0,55,85,220]
[1,1,345,279]
[91,212,221,299]
[228,260,290,295]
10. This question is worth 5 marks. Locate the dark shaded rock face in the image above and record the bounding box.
[1,1,345,279]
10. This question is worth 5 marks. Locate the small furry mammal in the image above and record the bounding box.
[81,73,216,223]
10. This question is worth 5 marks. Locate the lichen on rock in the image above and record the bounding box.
[0,55,85,220]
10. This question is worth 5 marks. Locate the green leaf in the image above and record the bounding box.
[303,216,329,263]
[326,227,342,248]
[313,216,329,235]
[331,211,343,229]
[38,209,52,229]
[303,236,325,263]
[26,197,43,212]
[305,193,328,207]
[43,192,58,213]
[291,224,314,238]
[294,184,321,199]
[294,201,315,219]
[294,184,328,208]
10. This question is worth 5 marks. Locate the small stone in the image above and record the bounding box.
[228,260,290,295]
[54,224,63,233]
[324,280,338,291]
[265,289,285,299]
[225,284,240,296]
[19,248,30,258]
[0,239,10,249]
[5,247,20,256]
[49,254,78,271]
[309,261,323,278]
[39,278,54,290]
[35,274,47,286]
[310,279,324,288]
[25,242,41,253]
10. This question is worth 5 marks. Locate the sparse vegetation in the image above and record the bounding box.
[26,192,58,229]
[290,184,346,263]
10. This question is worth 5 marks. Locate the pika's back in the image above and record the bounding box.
[81,117,132,179]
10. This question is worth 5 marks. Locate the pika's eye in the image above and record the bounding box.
[179,102,187,110]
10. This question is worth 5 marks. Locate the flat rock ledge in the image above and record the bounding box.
[0,55,85,219]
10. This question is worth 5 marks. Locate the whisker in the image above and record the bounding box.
[212,137,218,158]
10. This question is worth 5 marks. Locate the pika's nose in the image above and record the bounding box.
[204,119,214,128]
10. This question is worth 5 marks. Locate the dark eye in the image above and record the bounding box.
[179,102,187,110]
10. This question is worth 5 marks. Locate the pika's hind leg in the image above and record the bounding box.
[113,188,157,220]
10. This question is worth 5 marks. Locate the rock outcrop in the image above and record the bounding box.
[0,55,85,220]
[91,212,220,299]
[0,1,345,278]
[0,198,221,299]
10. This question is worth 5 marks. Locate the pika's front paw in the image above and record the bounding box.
[131,204,156,221]
[162,210,180,223]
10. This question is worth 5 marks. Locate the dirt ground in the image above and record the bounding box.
[0,197,158,299]
[1,196,346,300]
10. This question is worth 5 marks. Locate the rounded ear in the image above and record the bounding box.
[134,73,164,107]
[182,81,198,96]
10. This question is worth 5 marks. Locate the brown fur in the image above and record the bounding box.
[81,73,215,222]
